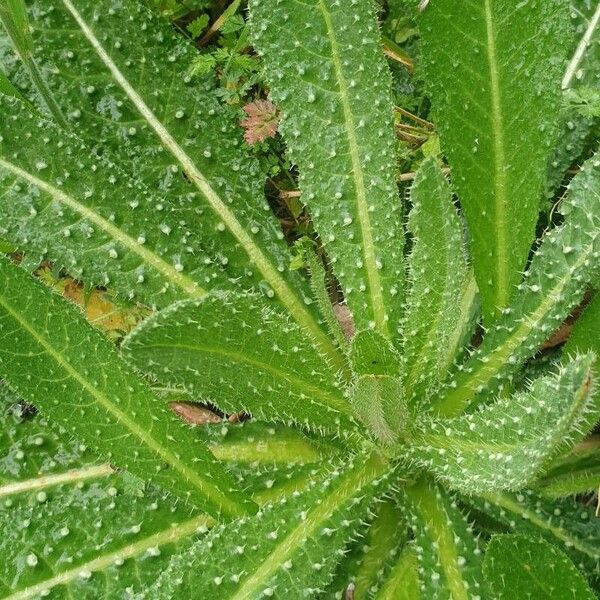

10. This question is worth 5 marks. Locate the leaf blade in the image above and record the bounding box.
[435,153,600,416]
[404,479,484,600]
[409,355,597,493]
[465,489,600,577]
[54,0,340,366]
[402,158,476,404]
[420,0,570,321]
[142,451,390,599]
[250,0,404,338]
[0,258,255,518]
[0,97,219,306]
[122,291,355,433]
[483,534,596,600]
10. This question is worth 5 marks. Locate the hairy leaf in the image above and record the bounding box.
[435,153,600,416]
[1,0,342,366]
[409,355,597,493]
[535,437,600,497]
[420,0,570,322]
[198,420,343,467]
[0,387,321,599]
[483,534,596,600]
[404,479,484,600]
[141,451,390,599]
[0,392,205,599]
[325,498,409,598]
[349,330,407,445]
[402,158,476,405]
[0,0,68,126]
[0,63,32,106]
[122,291,355,433]
[250,0,404,338]
[467,489,600,578]
[0,258,255,518]
[372,546,420,600]
[564,292,600,372]
[0,97,223,306]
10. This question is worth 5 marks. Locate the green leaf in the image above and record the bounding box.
[328,500,409,599]
[372,546,420,600]
[250,0,404,339]
[141,451,390,599]
[186,13,209,38]
[545,113,596,201]
[349,330,408,445]
[402,158,477,405]
[122,291,356,434]
[419,0,570,322]
[304,245,349,352]
[199,420,343,467]
[404,479,484,600]
[0,383,112,495]
[564,292,600,372]
[0,96,224,306]
[435,153,600,416]
[0,391,208,599]
[562,0,600,91]
[0,257,255,518]
[0,0,68,126]
[408,355,597,493]
[0,63,33,107]
[467,489,600,578]
[535,437,600,497]
[0,0,32,56]
[2,0,343,368]
[483,534,596,600]
[0,387,321,599]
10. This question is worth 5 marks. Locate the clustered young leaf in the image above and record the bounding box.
[0,0,598,599]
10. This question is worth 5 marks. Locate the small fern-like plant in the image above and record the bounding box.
[0,0,599,598]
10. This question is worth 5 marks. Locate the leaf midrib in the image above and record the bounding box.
[406,481,470,600]
[0,288,241,516]
[481,492,599,559]
[0,157,204,298]
[0,463,113,498]
[228,452,387,600]
[483,0,509,312]
[317,0,389,337]
[435,236,598,416]
[61,0,344,371]
[131,340,351,415]
[4,513,212,600]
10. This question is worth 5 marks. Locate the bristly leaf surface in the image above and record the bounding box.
[141,451,390,599]
[0,387,326,599]
[436,153,600,416]
[564,292,600,372]
[408,355,596,493]
[372,546,420,600]
[250,0,404,339]
[0,401,205,600]
[0,97,224,306]
[0,258,255,518]
[483,534,596,599]
[404,479,484,600]
[419,0,570,322]
[402,158,476,406]
[122,291,356,434]
[0,0,343,367]
[466,489,600,578]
